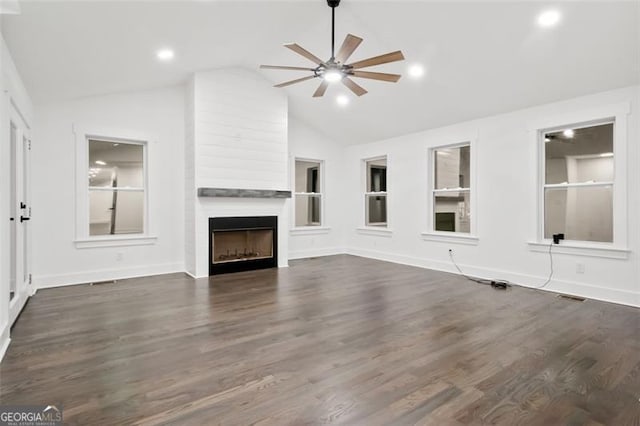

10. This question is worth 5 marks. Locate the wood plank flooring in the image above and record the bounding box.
[1,255,638,425]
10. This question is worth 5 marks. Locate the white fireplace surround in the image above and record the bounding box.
[184,68,290,277]
[189,197,289,278]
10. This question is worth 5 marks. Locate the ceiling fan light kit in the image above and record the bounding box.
[260,0,405,98]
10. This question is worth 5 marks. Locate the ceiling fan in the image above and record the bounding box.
[260,0,405,98]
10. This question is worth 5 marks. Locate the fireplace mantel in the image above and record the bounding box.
[197,188,291,199]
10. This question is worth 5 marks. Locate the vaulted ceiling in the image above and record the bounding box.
[2,1,638,144]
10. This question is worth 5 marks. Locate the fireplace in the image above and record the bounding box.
[209,216,278,275]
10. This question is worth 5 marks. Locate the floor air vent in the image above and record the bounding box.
[557,294,586,302]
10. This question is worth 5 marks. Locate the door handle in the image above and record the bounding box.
[20,216,30,223]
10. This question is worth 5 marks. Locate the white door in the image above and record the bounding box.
[9,106,32,325]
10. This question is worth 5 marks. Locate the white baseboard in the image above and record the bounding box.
[0,324,10,363]
[346,247,639,308]
[35,262,185,290]
[288,247,345,260]
[28,250,640,308]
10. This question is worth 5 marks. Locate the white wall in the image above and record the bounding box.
[0,32,34,359]
[343,86,639,307]
[32,86,185,288]
[288,118,346,259]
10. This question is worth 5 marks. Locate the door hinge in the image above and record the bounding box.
[28,140,32,150]
[29,274,32,285]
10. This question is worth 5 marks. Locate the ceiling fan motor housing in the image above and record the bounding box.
[327,0,341,8]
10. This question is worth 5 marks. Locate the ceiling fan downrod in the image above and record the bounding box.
[328,0,341,61]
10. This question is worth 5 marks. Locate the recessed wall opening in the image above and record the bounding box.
[209,216,278,275]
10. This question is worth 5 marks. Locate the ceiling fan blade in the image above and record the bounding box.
[313,81,330,98]
[260,65,315,71]
[351,71,402,82]
[335,34,364,64]
[347,50,405,70]
[284,43,324,65]
[274,75,316,88]
[342,77,368,96]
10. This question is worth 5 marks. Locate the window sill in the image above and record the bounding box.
[527,241,629,260]
[290,227,331,236]
[421,232,479,246]
[356,227,393,237]
[75,235,158,249]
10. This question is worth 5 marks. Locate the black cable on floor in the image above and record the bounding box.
[448,250,511,290]
[449,241,555,291]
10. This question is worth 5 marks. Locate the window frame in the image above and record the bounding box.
[541,120,615,244]
[292,157,326,231]
[74,125,156,248]
[362,155,389,229]
[422,140,478,245]
[528,102,630,258]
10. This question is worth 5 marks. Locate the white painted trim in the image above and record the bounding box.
[35,262,184,289]
[74,235,158,249]
[345,247,639,308]
[420,232,479,246]
[0,325,10,363]
[290,227,331,236]
[527,241,629,260]
[73,124,157,244]
[427,138,477,236]
[362,155,390,229]
[527,102,630,132]
[288,247,345,260]
[532,103,630,247]
[544,181,614,189]
[291,157,326,229]
[356,227,393,237]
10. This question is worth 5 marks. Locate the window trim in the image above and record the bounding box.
[362,155,389,229]
[426,140,477,240]
[291,157,326,231]
[530,102,630,254]
[74,124,156,248]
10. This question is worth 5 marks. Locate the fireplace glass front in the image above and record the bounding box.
[209,216,278,275]
[212,229,273,264]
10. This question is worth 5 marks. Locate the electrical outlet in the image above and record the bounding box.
[116,252,124,261]
[576,262,585,274]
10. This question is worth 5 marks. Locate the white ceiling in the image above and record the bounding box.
[2,1,639,144]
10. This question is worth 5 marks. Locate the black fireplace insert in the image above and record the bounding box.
[209,216,278,275]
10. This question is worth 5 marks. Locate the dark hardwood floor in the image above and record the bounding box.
[1,255,638,425]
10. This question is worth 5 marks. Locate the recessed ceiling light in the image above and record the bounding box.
[563,129,574,138]
[408,64,425,78]
[156,48,175,62]
[95,160,107,165]
[544,137,551,142]
[336,95,349,106]
[537,9,561,28]
[324,70,343,83]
